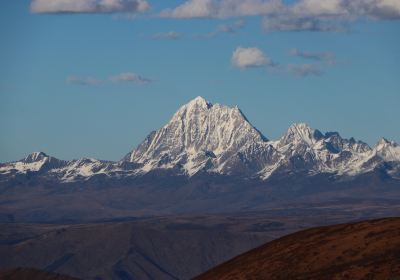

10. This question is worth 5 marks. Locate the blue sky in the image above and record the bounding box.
[1,0,399,162]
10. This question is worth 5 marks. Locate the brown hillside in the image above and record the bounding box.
[194,218,400,280]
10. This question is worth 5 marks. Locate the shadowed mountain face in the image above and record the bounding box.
[0,267,79,280]
[195,218,400,280]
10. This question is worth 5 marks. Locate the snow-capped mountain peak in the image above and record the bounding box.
[373,138,400,162]
[0,152,53,175]
[24,152,49,163]
[280,123,323,146]
[127,96,268,175]
[375,137,397,149]
[185,96,212,109]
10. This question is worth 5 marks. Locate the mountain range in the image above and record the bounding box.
[1,96,400,184]
[1,97,400,279]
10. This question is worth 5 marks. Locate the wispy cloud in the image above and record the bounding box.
[110,72,152,84]
[262,16,349,33]
[207,19,245,37]
[31,0,150,14]
[289,48,336,65]
[67,72,152,86]
[153,31,182,40]
[287,63,322,77]
[232,46,331,77]
[67,76,102,86]
[160,0,400,32]
[216,19,245,33]
[232,47,273,68]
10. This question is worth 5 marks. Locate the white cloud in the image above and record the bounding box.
[291,0,348,17]
[110,72,152,84]
[290,0,400,20]
[160,0,400,32]
[153,31,182,40]
[67,76,102,86]
[232,47,272,68]
[160,0,216,18]
[160,0,283,18]
[31,0,150,14]
[260,0,352,33]
[216,0,283,17]
[369,0,400,19]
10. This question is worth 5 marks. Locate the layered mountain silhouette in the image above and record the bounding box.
[1,96,400,183]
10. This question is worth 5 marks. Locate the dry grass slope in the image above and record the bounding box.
[194,218,400,280]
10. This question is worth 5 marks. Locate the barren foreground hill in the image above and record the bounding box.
[195,218,400,280]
